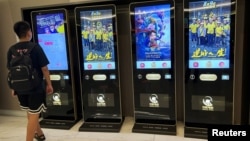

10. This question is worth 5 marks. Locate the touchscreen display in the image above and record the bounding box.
[131,3,173,69]
[31,10,69,71]
[76,6,116,70]
[187,0,233,69]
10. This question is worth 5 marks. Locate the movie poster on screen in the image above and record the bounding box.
[188,0,232,69]
[134,4,172,69]
[35,13,69,70]
[80,9,116,70]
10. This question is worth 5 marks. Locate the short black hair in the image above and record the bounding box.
[13,21,31,38]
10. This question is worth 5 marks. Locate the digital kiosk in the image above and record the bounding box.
[75,4,123,132]
[31,9,79,129]
[184,0,236,138]
[130,0,176,135]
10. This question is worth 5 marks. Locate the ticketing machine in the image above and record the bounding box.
[31,9,79,129]
[184,0,236,138]
[130,0,176,135]
[75,4,123,132]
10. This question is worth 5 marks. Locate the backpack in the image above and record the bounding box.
[7,45,41,94]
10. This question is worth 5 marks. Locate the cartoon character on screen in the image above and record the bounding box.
[147,17,157,31]
[135,10,146,31]
[49,24,57,33]
[157,10,164,23]
[156,10,166,38]
[147,30,160,51]
[48,19,57,33]
[146,17,164,39]
[44,27,50,34]
[135,10,147,44]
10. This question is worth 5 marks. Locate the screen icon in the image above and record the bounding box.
[206,61,212,68]
[87,64,92,69]
[219,61,225,68]
[193,62,199,67]
[165,74,171,79]
[140,63,145,68]
[151,62,156,68]
[221,74,229,80]
[110,74,116,80]
[162,62,167,68]
[107,63,113,69]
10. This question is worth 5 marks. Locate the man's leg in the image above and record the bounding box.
[26,112,40,141]
[35,120,44,137]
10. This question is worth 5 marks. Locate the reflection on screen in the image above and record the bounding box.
[79,9,116,70]
[35,13,68,70]
[133,4,172,69]
[187,0,232,69]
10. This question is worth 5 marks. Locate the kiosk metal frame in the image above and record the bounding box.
[30,8,79,129]
[183,0,236,138]
[129,0,177,135]
[75,4,124,132]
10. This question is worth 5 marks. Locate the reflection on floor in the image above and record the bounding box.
[0,115,207,141]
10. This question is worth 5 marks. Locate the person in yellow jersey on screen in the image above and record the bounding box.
[55,20,65,33]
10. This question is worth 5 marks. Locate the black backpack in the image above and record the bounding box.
[7,45,41,94]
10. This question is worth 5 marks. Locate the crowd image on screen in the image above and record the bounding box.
[187,0,233,69]
[188,1,231,49]
[36,14,65,34]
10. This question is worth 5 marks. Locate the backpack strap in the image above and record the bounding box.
[10,46,20,56]
[25,45,35,55]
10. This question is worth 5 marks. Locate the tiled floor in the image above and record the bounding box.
[0,115,207,141]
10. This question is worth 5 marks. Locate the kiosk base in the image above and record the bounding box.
[79,121,124,132]
[184,126,208,139]
[40,119,79,130]
[132,123,176,135]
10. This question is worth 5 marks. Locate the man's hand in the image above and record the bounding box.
[46,84,53,95]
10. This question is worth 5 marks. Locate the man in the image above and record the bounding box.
[6,21,53,141]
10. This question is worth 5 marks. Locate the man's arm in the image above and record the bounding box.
[41,65,53,94]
